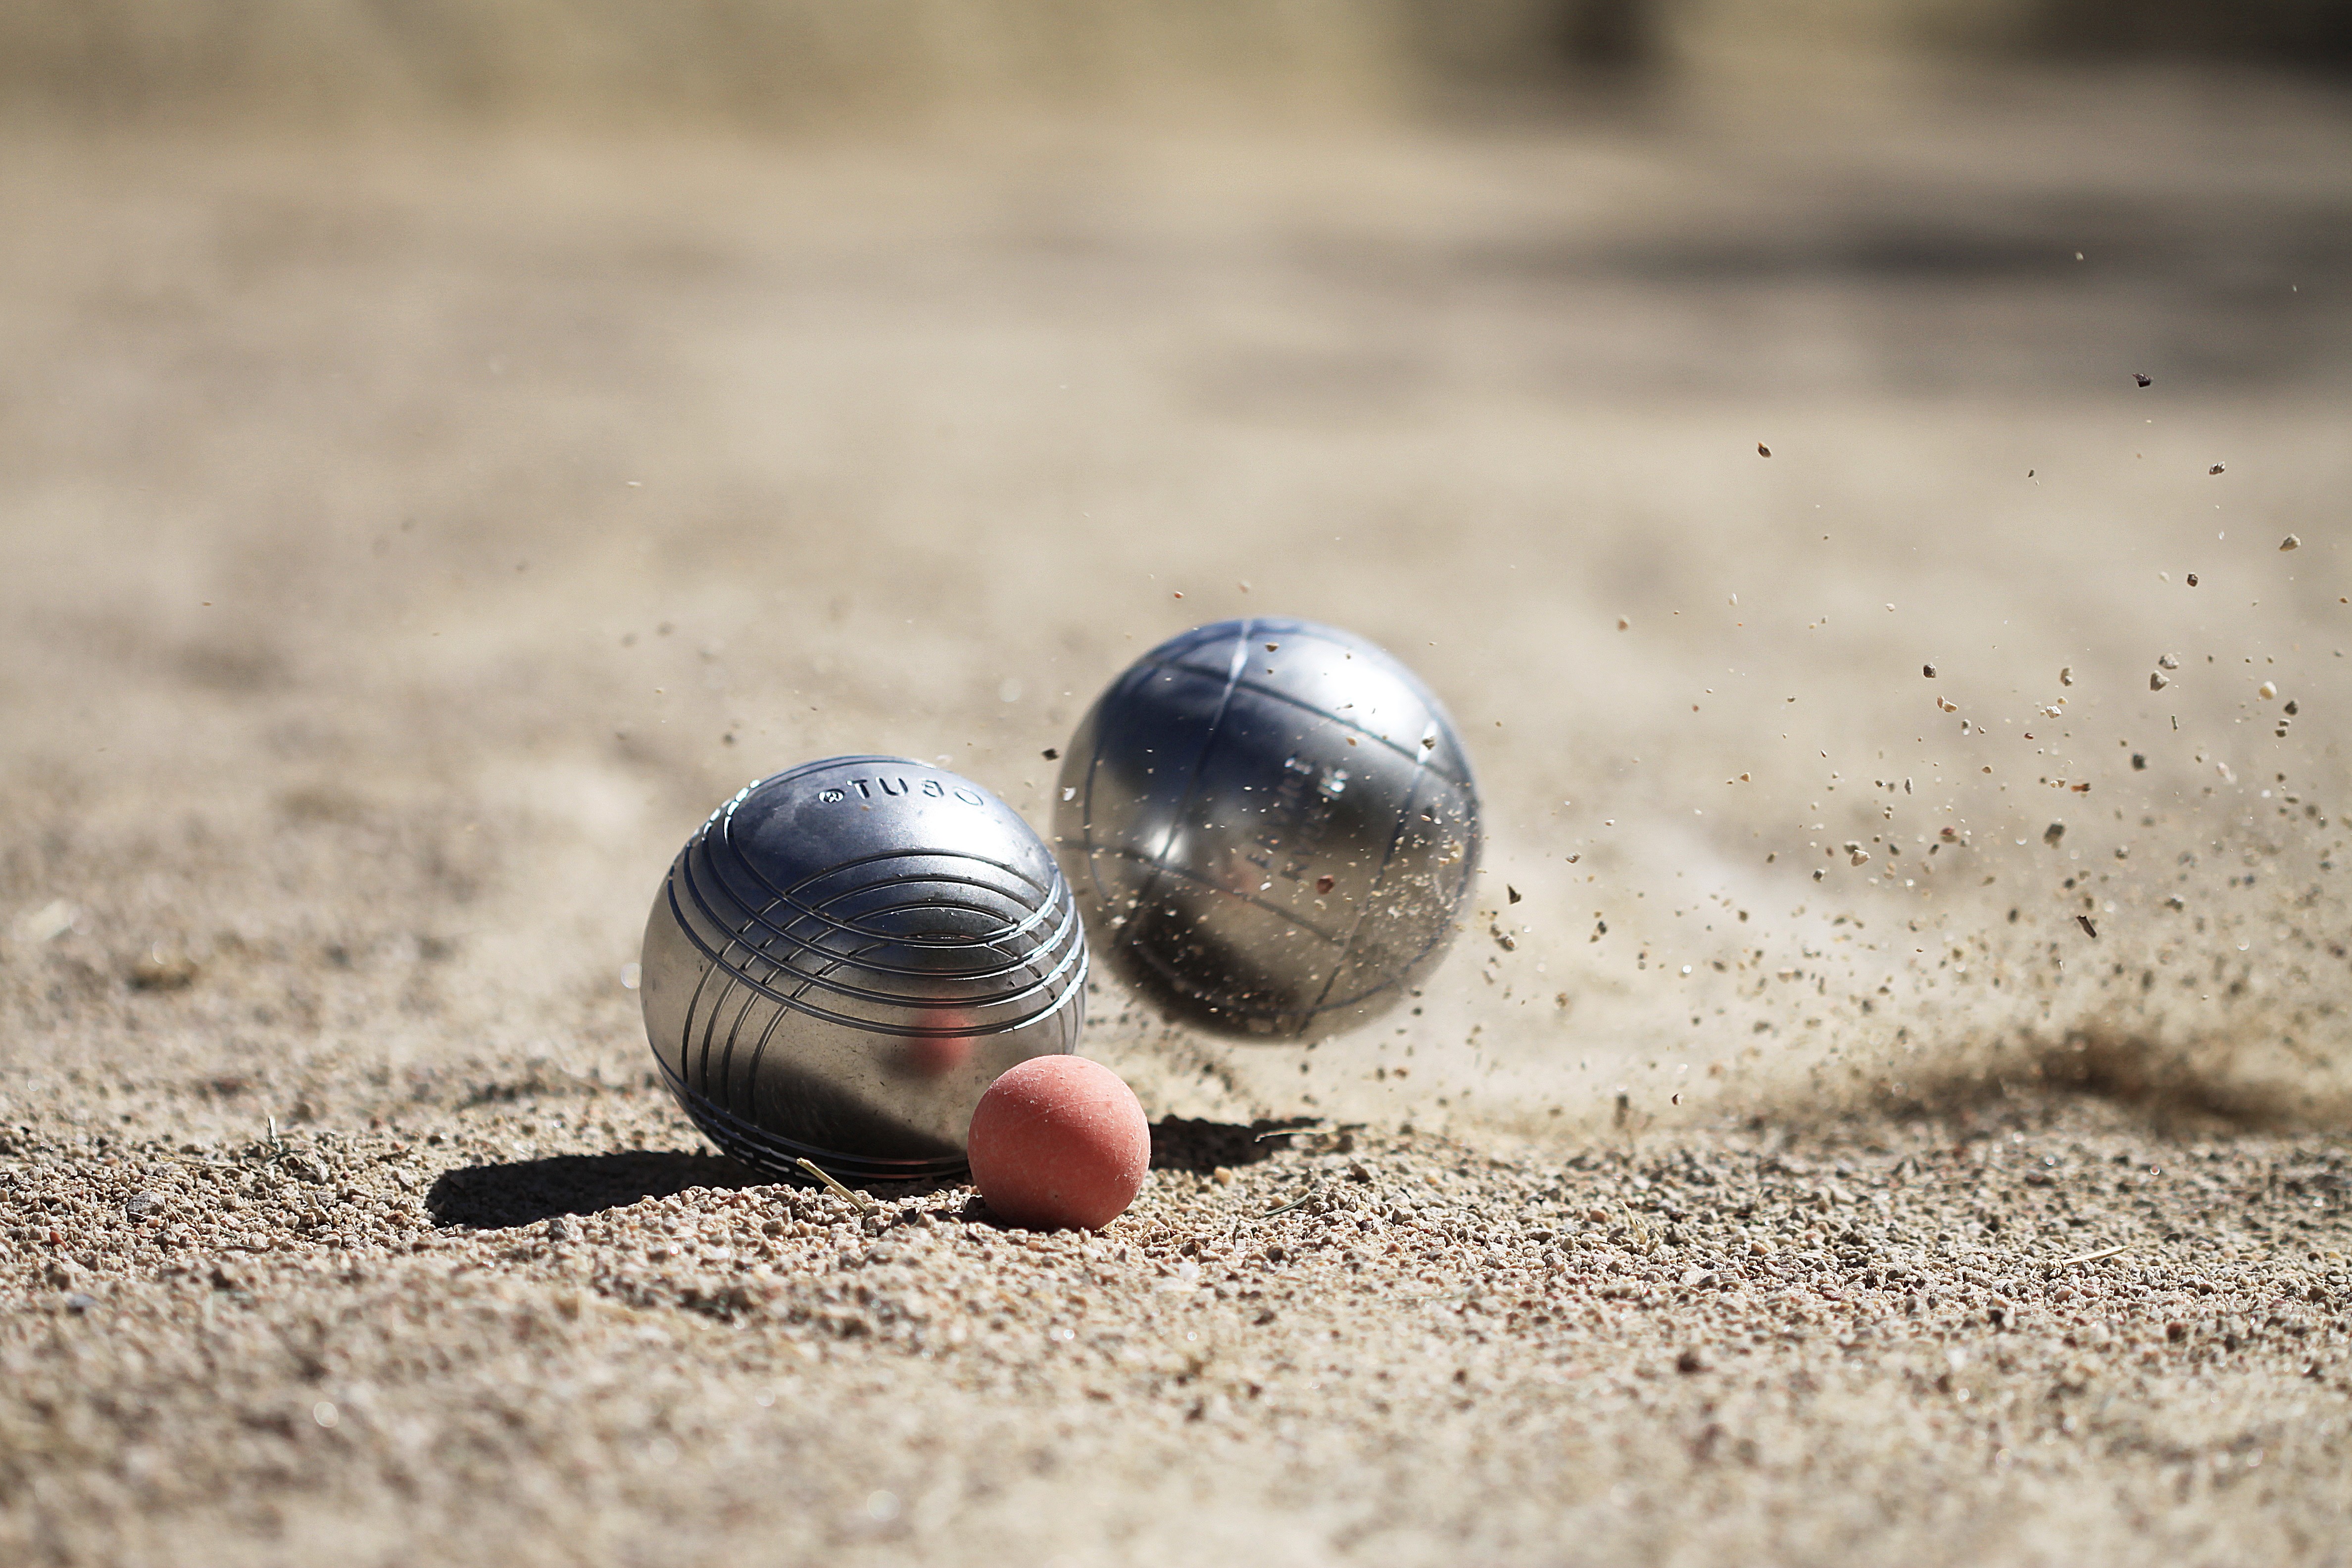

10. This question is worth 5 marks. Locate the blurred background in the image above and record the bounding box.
[3,1,2350,1146]
[2,0,2350,126]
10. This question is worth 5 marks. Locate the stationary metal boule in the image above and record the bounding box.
[639,756,1086,1182]
[1053,617,1479,1041]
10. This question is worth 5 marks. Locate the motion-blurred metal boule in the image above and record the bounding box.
[1054,617,1479,1042]
[640,756,1086,1182]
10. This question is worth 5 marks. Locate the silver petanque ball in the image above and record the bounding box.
[639,756,1086,1183]
[1053,618,1479,1042]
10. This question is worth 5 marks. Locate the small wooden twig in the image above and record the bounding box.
[2054,1243,2130,1267]
[1255,1179,1321,1221]
[245,1116,294,1167]
[795,1157,875,1214]
[1254,1124,1335,1143]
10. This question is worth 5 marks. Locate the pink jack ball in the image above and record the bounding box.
[966,1056,1150,1230]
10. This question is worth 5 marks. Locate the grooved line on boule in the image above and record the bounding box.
[678,838,1082,994]
[707,824,1069,977]
[1305,760,1463,1024]
[662,867,1086,1038]
[1132,621,1473,786]
[1112,620,1255,984]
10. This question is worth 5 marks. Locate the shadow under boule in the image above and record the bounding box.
[425,1116,1341,1229]
[427,1149,764,1229]
[1147,1115,1334,1174]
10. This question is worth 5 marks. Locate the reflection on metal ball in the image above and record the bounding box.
[1054,618,1479,1041]
[639,756,1086,1182]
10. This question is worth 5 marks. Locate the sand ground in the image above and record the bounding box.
[3,69,2352,1566]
